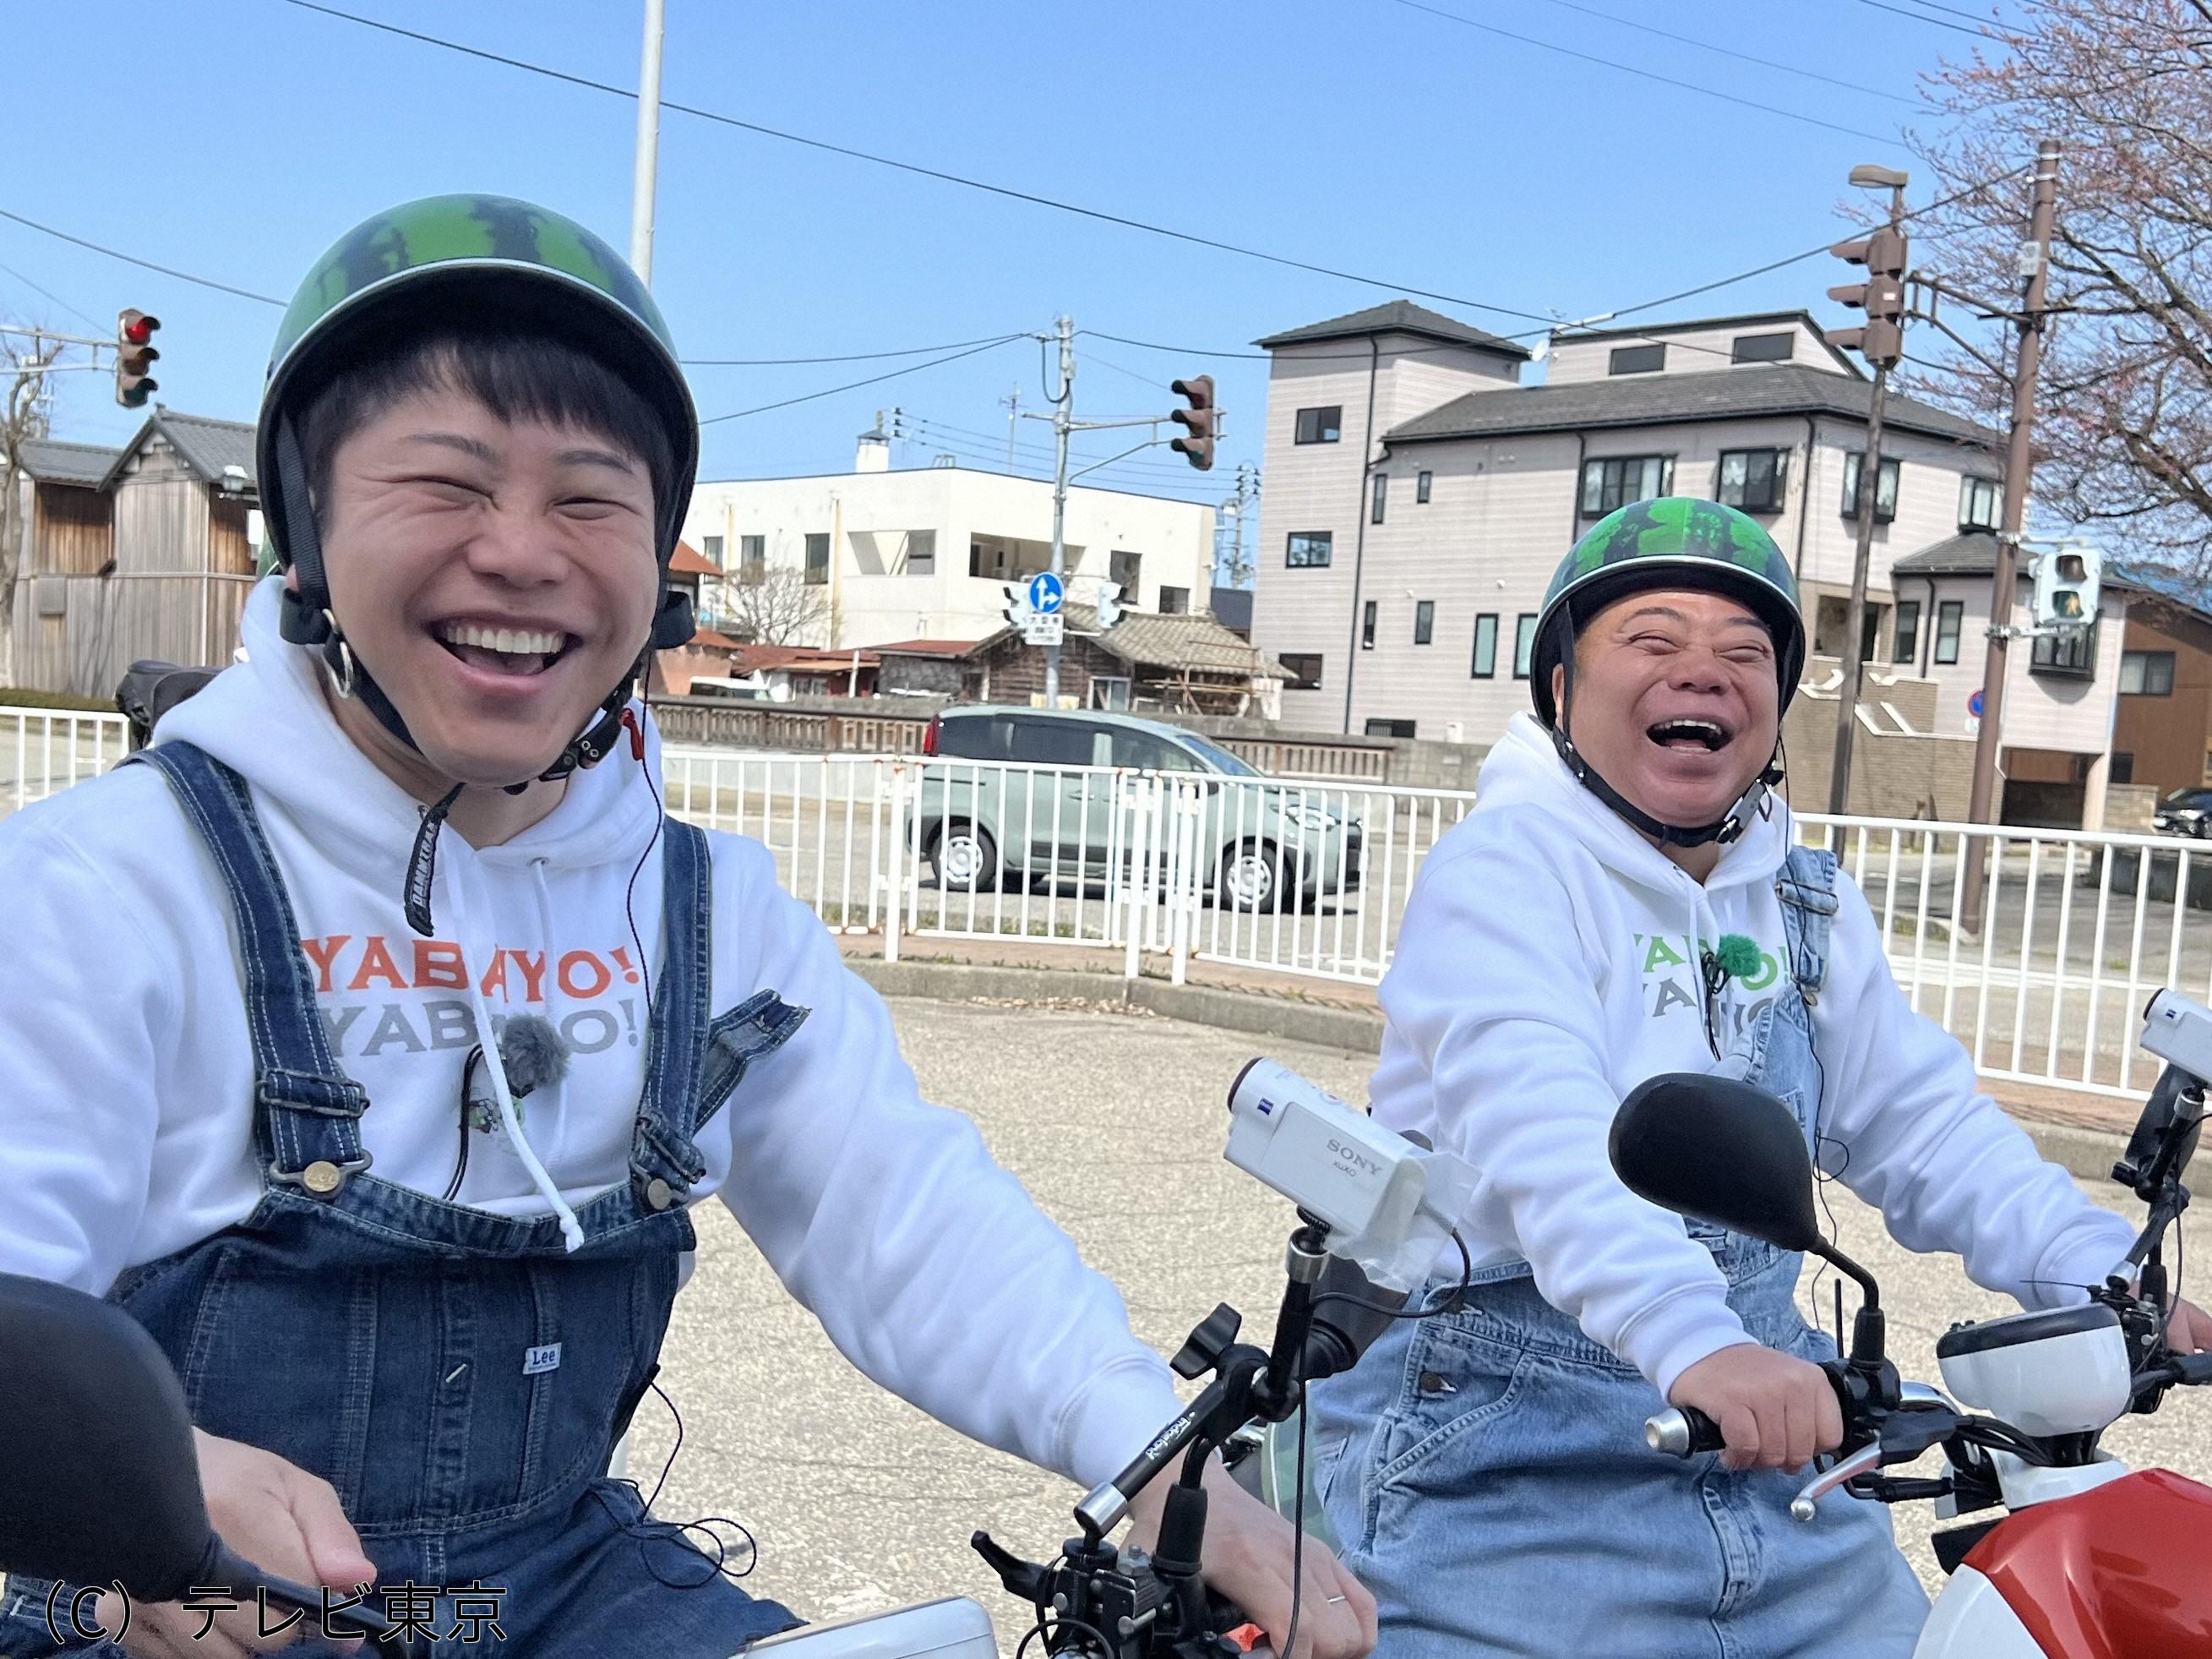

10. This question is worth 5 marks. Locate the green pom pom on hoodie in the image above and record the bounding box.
[1713,933,1763,981]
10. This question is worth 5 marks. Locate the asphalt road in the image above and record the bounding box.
[639,996,2212,1645]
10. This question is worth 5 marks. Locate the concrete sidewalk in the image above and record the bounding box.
[836,934,2149,1175]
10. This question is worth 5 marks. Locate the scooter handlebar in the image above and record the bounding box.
[1645,1406,1725,1457]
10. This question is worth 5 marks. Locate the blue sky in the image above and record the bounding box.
[5,0,2002,518]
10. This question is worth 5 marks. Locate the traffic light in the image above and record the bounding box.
[1169,375,1217,472]
[2032,543,2103,630]
[115,309,161,408]
[1096,581,1125,630]
[1002,581,1027,630]
[1825,227,1909,365]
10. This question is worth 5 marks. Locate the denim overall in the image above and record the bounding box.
[1306,846,1931,1658]
[2,742,807,1656]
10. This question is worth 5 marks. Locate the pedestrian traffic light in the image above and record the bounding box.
[114,309,161,408]
[1825,227,1909,365]
[1002,581,1027,630]
[2032,543,2102,630]
[1096,581,1125,630]
[1169,375,1217,472]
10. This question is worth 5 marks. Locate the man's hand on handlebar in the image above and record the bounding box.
[94,1428,377,1658]
[1125,1457,1376,1659]
[2169,1297,2212,1355]
[1669,1343,1844,1475]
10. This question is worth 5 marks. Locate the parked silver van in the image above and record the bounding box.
[917,706,1362,912]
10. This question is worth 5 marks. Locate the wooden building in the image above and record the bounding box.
[961,603,1289,717]
[9,409,258,697]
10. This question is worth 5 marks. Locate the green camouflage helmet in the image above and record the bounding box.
[255,194,697,576]
[1530,496,1805,727]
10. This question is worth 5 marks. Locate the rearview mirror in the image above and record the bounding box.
[0,1273,215,1599]
[1609,1073,1822,1253]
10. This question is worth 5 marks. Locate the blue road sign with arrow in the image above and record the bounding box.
[1027,572,1065,614]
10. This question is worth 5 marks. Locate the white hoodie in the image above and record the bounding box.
[0,579,1180,1489]
[1372,712,2138,1398]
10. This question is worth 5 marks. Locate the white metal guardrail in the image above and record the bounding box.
[9,709,2199,1102]
[0,711,130,818]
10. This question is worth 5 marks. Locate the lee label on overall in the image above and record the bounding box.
[523,1343,563,1376]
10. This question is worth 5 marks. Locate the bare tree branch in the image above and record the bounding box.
[1904,0,2212,578]
[719,565,831,647]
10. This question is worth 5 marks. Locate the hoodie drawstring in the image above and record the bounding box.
[448,854,587,1254]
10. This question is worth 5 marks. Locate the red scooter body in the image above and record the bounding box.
[1965,1469,2212,1657]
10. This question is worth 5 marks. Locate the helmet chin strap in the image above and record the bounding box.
[1547,609,1779,852]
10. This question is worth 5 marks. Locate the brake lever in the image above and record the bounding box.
[1790,1441,1883,1521]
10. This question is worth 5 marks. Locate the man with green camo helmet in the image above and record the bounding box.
[1530,496,1806,850]
[0,195,1378,1659]
[1299,494,2204,1654]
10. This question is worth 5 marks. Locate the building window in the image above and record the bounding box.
[1731,331,1795,364]
[1471,613,1498,679]
[1414,601,1435,645]
[804,532,830,585]
[1581,455,1675,517]
[1841,452,1901,522]
[1716,449,1789,514]
[903,529,935,576]
[2031,624,2096,679]
[1959,476,2001,532]
[701,534,724,566]
[1417,470,1433,504]
[1089,676,1131,712]
[1294,407,1343,445]
[1158,585,1189,614]
[2120,649,2176,696]
[1934,599,1964,665]
[2112,752,2134,785]
[1286,532,1333,568]
[1365,718,1417,739]
[1609,343,1666,375]
[1513,613,1539,679]
[1361,600,1377,650]
[1280,652,1323,690]
[1893,599,1921,665]
[740,534,765,576]
[1110,548,1142,594]
[1371,474,1388,525]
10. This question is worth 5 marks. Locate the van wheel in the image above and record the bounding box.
[931,822,1000,892]
[1220,839,1284,913]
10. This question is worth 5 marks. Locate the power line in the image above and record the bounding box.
[1888,0,2005,26]
[0,206,286,306]
[281,0,1562,327]
[700,336,1027,425]
[1853,0,1995,37]
[684,334,1032,367]
[0,259,109,333]
[1525,0,1924,106]
[1385,0,1899,145]
[901,413,1209,484]
[907,436,1225,504]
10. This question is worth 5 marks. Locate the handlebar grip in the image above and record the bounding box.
[1646,1405,1726,1457]
[2177,1352,2212,1386]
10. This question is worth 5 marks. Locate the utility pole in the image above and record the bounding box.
[1825,166,1911,819]
[1959,138,2063,935]
[629,0,666,282]
[1000,387,1022,471]
[1046,314,1074,708]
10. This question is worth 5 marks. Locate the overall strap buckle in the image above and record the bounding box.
[269,1149,375,1198]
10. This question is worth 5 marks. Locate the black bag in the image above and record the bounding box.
[115,660,219,752]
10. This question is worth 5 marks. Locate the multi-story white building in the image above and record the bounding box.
[1250,302,2128,823]
[681,430,1216,651]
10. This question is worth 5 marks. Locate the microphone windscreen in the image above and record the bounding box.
[499,1013,572,1099]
